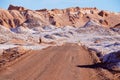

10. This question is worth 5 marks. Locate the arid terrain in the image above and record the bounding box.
[0,5,120,80]
[0,44,119,80]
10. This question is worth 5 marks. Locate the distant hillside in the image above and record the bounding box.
[0,5,120,29]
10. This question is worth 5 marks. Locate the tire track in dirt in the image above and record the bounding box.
[0,43,119,80]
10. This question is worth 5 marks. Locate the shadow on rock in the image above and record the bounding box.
[77,62,120,73]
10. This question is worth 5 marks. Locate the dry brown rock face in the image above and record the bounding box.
[0,47,27,67]
[8,4,27,11]
[98,10,108,17]
[99,19,108,25]
[0,9,14,28]
[0,8,25,28]
[0,5,120,28]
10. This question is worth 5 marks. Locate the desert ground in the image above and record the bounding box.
[0,5,120,80]
[0,44,119,80]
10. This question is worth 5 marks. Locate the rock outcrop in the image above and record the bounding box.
[0,47,27,67]
[0,5,120,28]
[98,10,108,17]
[8,4,27,11]
[0,8,25,28]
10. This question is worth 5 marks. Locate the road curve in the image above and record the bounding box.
[0,43,119,80]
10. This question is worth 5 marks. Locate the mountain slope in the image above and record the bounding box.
[0,5,120,28]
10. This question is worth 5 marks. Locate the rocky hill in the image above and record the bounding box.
[0,5,120,72]
[0,5,120,29]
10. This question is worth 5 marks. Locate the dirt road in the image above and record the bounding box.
[0,44,119,80]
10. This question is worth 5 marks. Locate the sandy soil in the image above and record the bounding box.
[0,43,119,80]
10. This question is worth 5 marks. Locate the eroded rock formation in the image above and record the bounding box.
[0,5,120,28]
